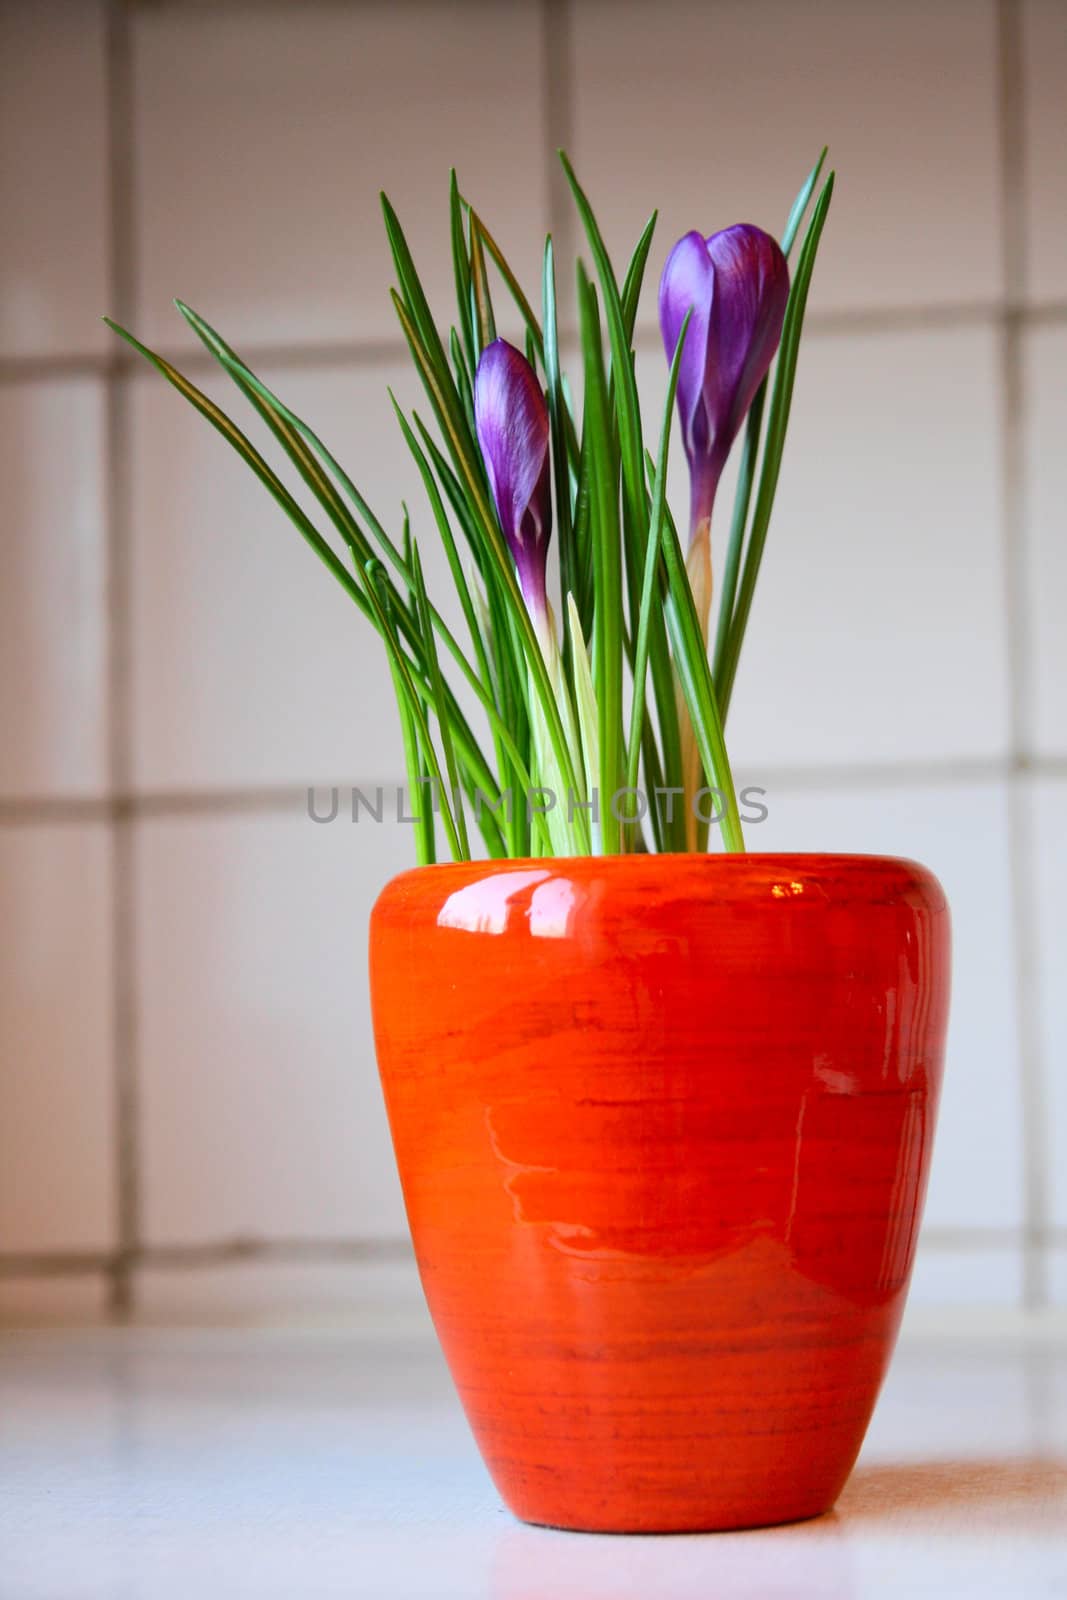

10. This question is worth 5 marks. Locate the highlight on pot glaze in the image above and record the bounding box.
[370,854,950,1534]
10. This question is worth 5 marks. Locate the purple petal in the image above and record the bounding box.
[659,223,789,533]
[703,224,789,466]
[474,339,552,613]
[658,231,715,464]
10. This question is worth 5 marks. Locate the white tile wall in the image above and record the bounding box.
[2,0,1064,1322]
[720,325,1008,768]
[630,316,1011,787]
[0,380,109,799]
[0,825,115,1254]
[0,0,110,358]
[908,1248,1026,1311]
[1049,1249,1067,1309]
[634,319,1010,768]
[136,1258,428,1330]
[569,0,1002,322]
[1023,325,1067,757]
[136,809,410,1247]
[130,361,410,791]
[1028,778,1067,1228]
[1022,0,1067,304]
[0,1275,108,1327]
[131,1,548,351]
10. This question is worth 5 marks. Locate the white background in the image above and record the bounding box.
[0,0,1064,1322]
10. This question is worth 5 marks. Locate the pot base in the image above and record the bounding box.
[473,1350,862,1536]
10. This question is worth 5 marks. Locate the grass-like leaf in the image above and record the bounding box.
[562,155,682,843]
[628,312,689,803]
[566,593,601,853]
[392,289,590,852]
[357,554,464,862]
[104,317,381,633]
[620,210,658,340]
[717,171,835,716]
[542,237,576,625]
[408,539,470,858]
[449,171,476,376]
[577,264,624,855]
[469,218,497,353]
[368,560,436,866]
[170,302,509,835]
[712,148,830,693]
[465,204,544,367]
[782,146,829,255]
[658,513,746,854]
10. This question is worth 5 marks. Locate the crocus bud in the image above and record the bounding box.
[659,224,789,538]
[474,338,552,625]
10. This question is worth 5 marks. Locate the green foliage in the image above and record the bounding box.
[106,152,833,864]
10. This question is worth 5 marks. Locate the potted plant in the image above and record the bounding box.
[109,149,950,1534]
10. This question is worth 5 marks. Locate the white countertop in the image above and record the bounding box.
[1,1317,1065,1599]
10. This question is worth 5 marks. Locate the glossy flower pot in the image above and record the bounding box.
[369,854,950,1534]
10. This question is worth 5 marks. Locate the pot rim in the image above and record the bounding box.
[374,852,948,914]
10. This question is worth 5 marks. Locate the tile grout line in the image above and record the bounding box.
[997,0,1048,1311]
[5,302,1067,388]
[4,753,1067,829]
[0,1240,416,1282]
[4,1223,1063,1286]
[104,0,140,1321]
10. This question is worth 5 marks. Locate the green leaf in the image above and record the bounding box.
[381,191,453,389]
[450,327,477,437]
[713,147,829,690]
[782,146,828,256]
[110,306,525,865]
[628,311,689,803]
[358,554,464,862]
[173,301,404,584]
[465,201,581,469]
[391,396,492,698]
[561,154,681,838]
[408,539,470,859]
[658,513,746,854]
[469,218,497,352]
[152,307,513,856]
[171,302,507,826]
[389,394,542,851]
[449,170,476,374]
[388,418,547,849]
[175,301,377,573]
[717,171,835,717]
[619,210,658,340]
[577,263,624,856]
[367,561,435,866]
[566,593,601,851]
[104,317,380,635]
[542,236,576,626]
[465,204,544,367]
[392,289,591,853]
[560,153,646,559]
[710,384,765,687]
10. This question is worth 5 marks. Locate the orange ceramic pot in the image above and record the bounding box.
[369,854,950,1533]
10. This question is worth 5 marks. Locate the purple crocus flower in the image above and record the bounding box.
[474,338,552,625]
[659,224,789,538]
